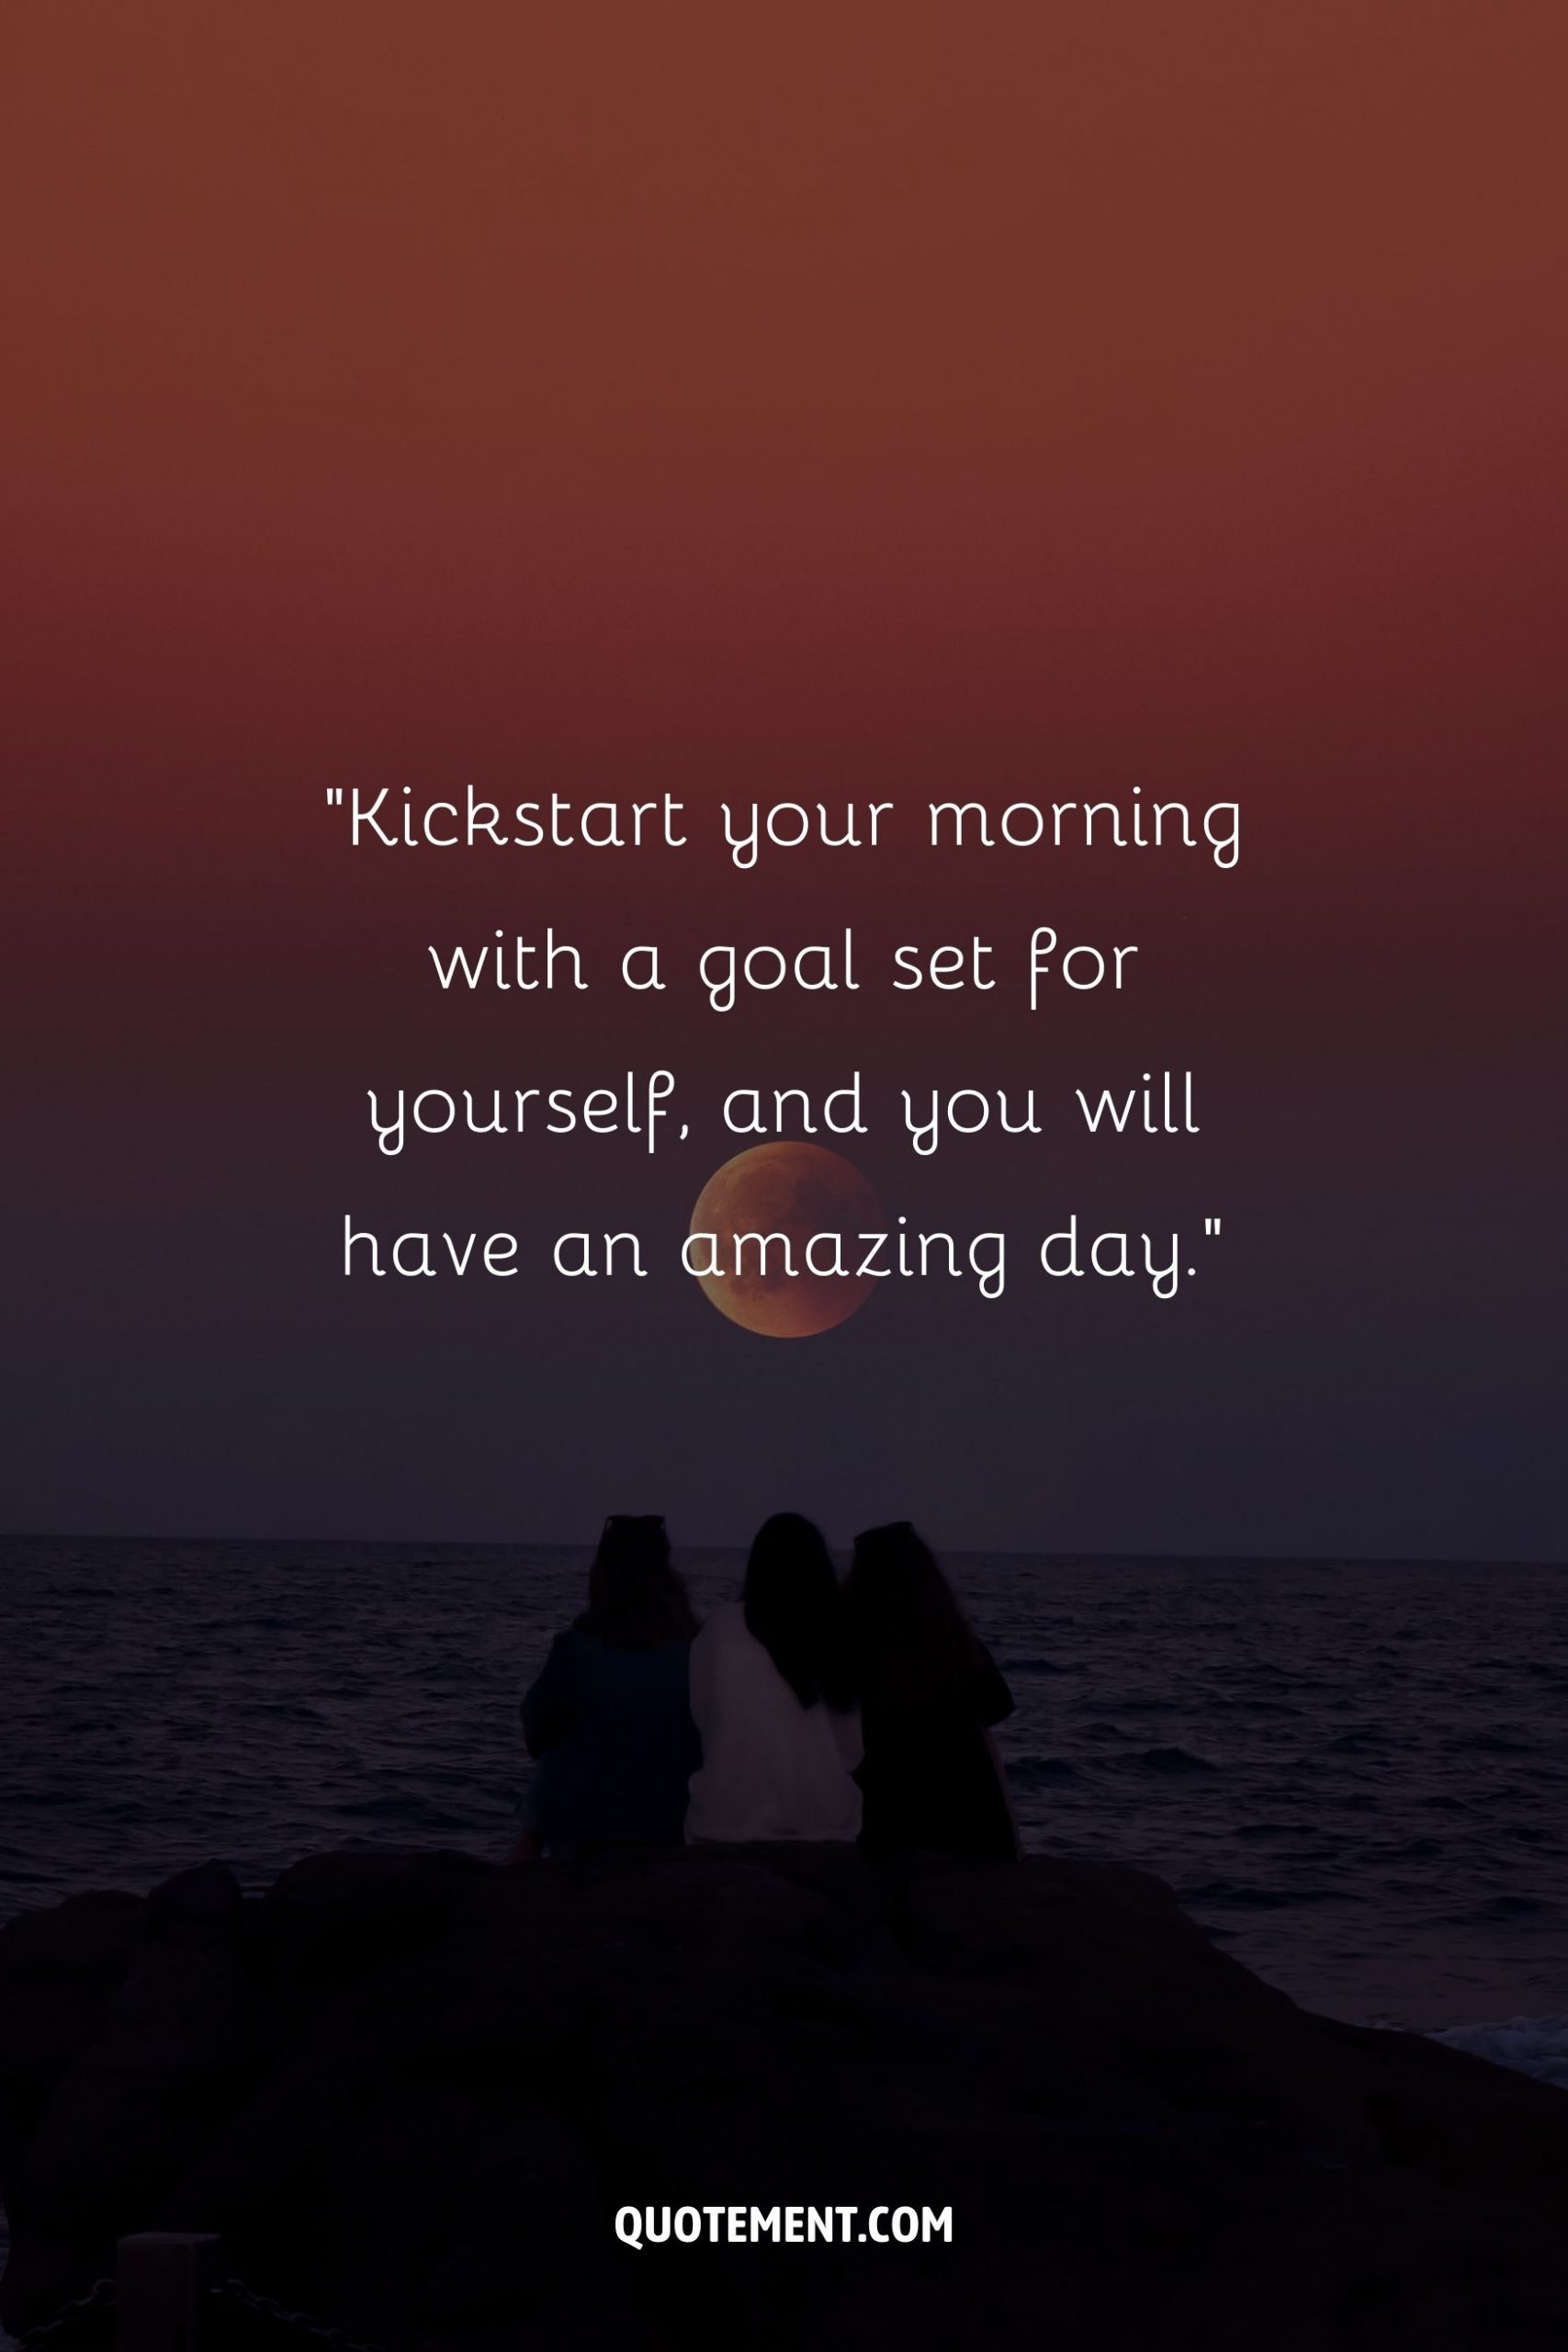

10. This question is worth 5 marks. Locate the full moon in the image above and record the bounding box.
[689,1142,882,1338]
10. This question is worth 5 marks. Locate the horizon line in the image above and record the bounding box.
[1,1530,1562,1571]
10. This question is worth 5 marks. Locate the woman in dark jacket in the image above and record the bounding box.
[520,1515,701,1852]
[844,1521,1018,1860]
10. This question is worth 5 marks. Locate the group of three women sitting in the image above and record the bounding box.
[518,1513,1017,1860]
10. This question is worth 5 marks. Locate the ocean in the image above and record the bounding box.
[4,1535,1565,2057]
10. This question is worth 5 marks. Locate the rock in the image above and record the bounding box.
[144,1862,247,1953]
[264,1849,489,1995]
[1,1865,259,2328]
[2,1847,1567,2349]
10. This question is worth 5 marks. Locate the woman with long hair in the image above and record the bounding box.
[519,1514,701,1853]
[844,1521,1018,1859]
[685,1512,862,1843]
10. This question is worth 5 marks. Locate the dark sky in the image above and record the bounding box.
[3,3,1564,1555]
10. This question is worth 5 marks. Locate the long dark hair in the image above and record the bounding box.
[743,1512,854,1711]
[844,1521,979,1705]
[580,1515,697,1651]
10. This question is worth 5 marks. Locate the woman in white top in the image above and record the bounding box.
[686,1514,863,1843]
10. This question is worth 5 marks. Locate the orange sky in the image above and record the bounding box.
[5,6,1566,571]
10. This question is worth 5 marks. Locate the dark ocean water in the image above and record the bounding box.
[4,1535,1567,2045]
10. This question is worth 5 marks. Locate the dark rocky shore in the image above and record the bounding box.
[3,1848,1567,2350]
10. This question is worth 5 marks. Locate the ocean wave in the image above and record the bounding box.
[1428,2015,1568,2090]
[1442,1894,1550,1924]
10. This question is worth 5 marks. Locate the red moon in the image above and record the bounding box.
[689,1143,881,1338]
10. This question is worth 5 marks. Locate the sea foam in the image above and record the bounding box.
[1428,2015,1568,2090]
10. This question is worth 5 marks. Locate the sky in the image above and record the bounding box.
[2,1,1564,1555]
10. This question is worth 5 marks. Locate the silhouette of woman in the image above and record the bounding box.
[845,1522,1018,1859]
[519,1515,701,1853]
[686,1512,862,1842]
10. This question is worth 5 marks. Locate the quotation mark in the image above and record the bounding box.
[1187,1217,1224,1279]
[325,787,344,806]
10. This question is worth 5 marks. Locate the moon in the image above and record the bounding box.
[689,1142,881,1338]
